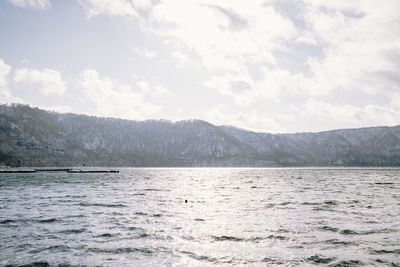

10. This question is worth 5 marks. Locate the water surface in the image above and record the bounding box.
[0,168,399,266]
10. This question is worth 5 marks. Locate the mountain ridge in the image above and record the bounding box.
[1,103,400,167]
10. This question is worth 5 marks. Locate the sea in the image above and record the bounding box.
[0,168,399,266]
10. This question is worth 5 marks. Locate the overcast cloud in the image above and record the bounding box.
[1,0,399,133]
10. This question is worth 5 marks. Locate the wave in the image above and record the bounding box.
[58,228,86,234]
[180,251,253,265]
[180,251,219,264]
[1,218,60,225]
[261,257,285,265]
[266,235,287,240]
[339,229,359,235]
[372,249,400,255]
[374,258,400,266]
[143,188,169,191]
[94,233,117,238]
[0,219,18,224]
[134,212,147,216]
[136,233,150,239]
[307,254,336,264]
[324,239,355,246]
[29,245,70,254]
[38,218,59,223]
[4,262,50,267]
[320,226,339,232]
[329,259,363,266]
[126,226,145,231]
[302,200,338,206]
[211,235,276,242]
[87,247,153,254]
[78,202,127,208]
[340,228,397,235]
[212,235,243,242]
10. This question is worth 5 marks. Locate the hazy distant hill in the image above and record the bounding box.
[1,104,400,167]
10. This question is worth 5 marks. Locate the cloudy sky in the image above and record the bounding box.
[1,0,400,133]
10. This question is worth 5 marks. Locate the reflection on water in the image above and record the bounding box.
[0,168,399,266]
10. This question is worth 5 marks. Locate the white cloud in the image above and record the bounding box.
[79,69,162,120]
[299,0,400,97]
[259,67,303,99]
[171,50,191,68]
[0,59,23,104]
[78,0,138,17]
[295,35,318,46]
[303,0,380,14]
[305,99,400,127]
[204,67,301,106]
[136,80,170,97]
[390,93,400,109]
[13,67,66,96]
[79,0,297,73]
[78,0,153,18]
[149,0,296,72]
[239,0,400,108]
[10,0,400,132]
[204,73,257,106]
[44,105,73,113]
[7,0,51,8]
[143,49,157,59]
[204,105,287,133]
[133,47,157,59]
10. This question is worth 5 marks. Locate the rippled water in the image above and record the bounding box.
[0,168,399,266]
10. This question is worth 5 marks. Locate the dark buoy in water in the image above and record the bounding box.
[185,200,188,203]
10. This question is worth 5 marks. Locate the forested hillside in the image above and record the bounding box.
[1,104,400,167]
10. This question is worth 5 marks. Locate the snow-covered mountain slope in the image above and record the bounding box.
[1,104,400,167]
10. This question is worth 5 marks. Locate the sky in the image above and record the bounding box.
[1,0,400,133]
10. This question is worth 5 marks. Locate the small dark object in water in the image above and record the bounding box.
[185,200,188,203]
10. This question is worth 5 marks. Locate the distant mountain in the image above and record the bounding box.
[1,104,400,167]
